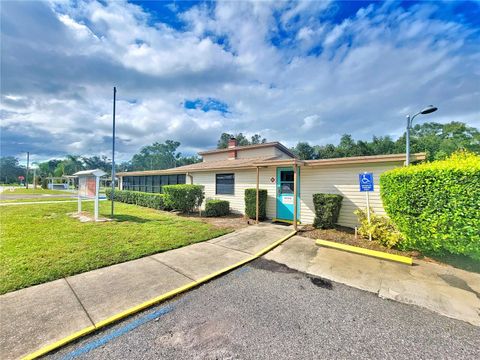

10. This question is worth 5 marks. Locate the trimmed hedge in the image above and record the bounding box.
[312,193,343,229]
[245,188,267,220]
[163,184,204,213]
[105,189,168,210]
[380,151,480,260]
[205,199,230,217]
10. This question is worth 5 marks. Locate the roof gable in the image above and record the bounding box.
[198,142,296,159]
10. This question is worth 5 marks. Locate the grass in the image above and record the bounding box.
[0,202,232,294]
[1,187,72,195]
[0,197,78,203]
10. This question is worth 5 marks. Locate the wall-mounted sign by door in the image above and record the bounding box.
[282,195,294,204]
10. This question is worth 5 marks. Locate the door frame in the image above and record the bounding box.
[275,167,300,222]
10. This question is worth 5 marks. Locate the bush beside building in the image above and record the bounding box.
[380,151,480,260]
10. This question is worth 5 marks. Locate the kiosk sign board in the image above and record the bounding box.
[78,177,97,198]
[74,169,106,221]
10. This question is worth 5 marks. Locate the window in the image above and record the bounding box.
[216,173,234,195]
[123,174,186,193]
[153,175,161,193]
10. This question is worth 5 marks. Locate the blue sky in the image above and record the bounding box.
[1,0,479,162]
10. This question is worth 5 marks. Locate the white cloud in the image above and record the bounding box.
[1,0,479,162]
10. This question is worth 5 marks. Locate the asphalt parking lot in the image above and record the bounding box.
[46,259,480,360]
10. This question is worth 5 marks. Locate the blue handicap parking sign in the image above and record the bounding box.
[359,172,374,192]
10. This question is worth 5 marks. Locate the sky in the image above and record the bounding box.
[1,0,479,163]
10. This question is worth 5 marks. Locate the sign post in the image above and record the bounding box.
[74,169,106,221]
[359,172,374,241]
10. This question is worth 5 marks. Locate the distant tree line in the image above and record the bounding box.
[0,141,200,184]
[1,121,478,184]
[291,122,479,161]
[217,132,267,148]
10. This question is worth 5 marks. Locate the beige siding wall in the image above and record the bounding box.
[274,147,294,159]
[191,161,401,228]
[202,146,293,162]
[236,146,276,159]
[299,162,403,228]
[191,168,277,218]
[202,152,228,162]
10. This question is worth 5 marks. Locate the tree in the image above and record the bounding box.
[129,140,200,171]
[54,155,84,176]
[297,121,479,161]
[0,156,24,184]
[316,144,341,159]
[37,159,62,177]
[292,142,316,160]
[217,132,267,148]
[395,121,480,161]
[83,155,111,174]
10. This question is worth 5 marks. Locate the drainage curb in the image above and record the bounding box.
[316,239,413,265]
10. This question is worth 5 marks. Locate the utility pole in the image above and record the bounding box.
[26,152,30,189]
[111,87,116,217]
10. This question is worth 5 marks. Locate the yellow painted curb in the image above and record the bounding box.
[315,239,413,265]
[22,230,297,360]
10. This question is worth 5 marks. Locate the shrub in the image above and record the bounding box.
[105,189,168,210]
[354,208,404,248]
[312,193,343,229]
[163,184,204,213]
[41,178,49,189]
[244,189,267,220]
[380,151,480,260]
[205,199,230,217]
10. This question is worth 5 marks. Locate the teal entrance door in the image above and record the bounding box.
[276,167,300,222]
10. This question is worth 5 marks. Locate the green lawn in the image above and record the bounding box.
[0,197,77,203]
[0,202,231,294]
[1,187,72,195]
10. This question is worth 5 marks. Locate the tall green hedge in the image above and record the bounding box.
[245,188,267,220]
[163,184,204,213]
[105,189,168,210]
[312,193,343,229]
[380,152,480,260]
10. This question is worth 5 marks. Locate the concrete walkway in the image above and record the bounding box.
[265,235,480,327]
[0,224,293,360]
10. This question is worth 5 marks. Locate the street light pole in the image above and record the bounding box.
[111,87,116,217]
[406,115,411,166]
[405,105,438,166]
[26,152,30,189]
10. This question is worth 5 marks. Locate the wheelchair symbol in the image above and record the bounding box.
[361,174,371,184]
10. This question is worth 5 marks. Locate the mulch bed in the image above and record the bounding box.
[298,225,421,258]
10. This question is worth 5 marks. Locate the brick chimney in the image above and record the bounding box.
[228,137,237,159]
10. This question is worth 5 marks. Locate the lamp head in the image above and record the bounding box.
[420,105,438,115]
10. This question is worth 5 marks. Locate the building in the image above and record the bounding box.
[117,138,425,229]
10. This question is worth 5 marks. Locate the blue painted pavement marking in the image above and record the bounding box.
[59,305,174,360]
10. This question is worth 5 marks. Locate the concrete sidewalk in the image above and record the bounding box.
[0,224,293,360]
[265,235,480,326]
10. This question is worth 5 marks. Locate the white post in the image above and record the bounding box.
[78,192,81,214]
[94,176,100,221]
[366,191,372,241]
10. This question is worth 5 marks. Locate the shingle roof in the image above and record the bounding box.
[116,152,427,177]
[117,156,280,176]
